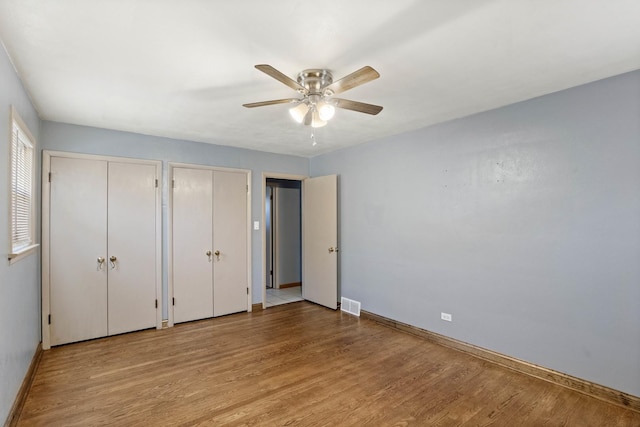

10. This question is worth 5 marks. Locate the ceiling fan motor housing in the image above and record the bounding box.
[297,69,333,94]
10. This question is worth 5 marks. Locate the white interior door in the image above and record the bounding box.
[107,162,158,335]
[50,156,108,345]
[302,175,338,309]
[172,167,214,323]
[213,170,248,316]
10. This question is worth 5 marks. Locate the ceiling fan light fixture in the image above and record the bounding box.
[289,102,309,123]
[318,101,335,121]
[311,109,327,128]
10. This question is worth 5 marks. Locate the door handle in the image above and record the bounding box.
[206,250,212,262]
[97,257,105,271]
[109,255,117,269]
[214,250,220,261]
[328,247,339,253]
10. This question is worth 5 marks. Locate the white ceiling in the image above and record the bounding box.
[1,0,639,157]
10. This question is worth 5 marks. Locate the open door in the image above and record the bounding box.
[302,174,338,309]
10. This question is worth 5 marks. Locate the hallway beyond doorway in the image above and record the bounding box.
[266,286,302,307]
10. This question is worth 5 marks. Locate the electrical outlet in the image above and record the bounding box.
[441,312,452,322]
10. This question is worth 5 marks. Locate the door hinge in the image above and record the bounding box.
[48,172,52,182]
[155,299,158,309]
[172,179,175,189]
[270,270,273,275]
[172,297,175,306]
[247,287,249,295]
[48,314,51,325]
[247,185,249,193]
[155,179,158,188]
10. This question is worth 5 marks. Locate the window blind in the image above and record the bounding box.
[10,117,34,252]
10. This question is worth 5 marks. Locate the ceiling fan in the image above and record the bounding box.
[243,64,383,128]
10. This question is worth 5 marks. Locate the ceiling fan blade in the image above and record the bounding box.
[333,98,383,115]
[255,64,306,93]
[243,98,299,108]
[323,66,380,95]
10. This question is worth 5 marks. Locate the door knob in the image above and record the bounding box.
[214,250,220,261]
[206,250,212,262]
[109,255,117,269]
[97,257,105,271]
[328,247,334,253]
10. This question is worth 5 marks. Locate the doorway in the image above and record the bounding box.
[265,178,303,307]
[262,172,339,310]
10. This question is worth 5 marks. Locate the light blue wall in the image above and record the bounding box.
[310,70,640,396]
[0,44,41,422]
[40,121,309,316]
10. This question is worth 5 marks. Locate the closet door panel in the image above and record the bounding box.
[50,157,108,346]
[173,168,214,323]
[213,170,248,316]
[107,162,158,335]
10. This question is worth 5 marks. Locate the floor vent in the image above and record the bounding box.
[340,297,361,317]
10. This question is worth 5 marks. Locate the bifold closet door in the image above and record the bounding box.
[172,168,248,323]
[172,168,214,323]
[50,157,108,346]
[212,170,248,317]
[107,162,158,335]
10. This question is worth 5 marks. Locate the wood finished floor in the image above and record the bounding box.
[18,302,640,426]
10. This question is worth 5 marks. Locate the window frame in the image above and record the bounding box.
[8,106,38,264]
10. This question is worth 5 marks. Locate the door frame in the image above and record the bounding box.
[42,150,162,349]
[167,162,252,327]
[261,172,307,309]
[265,184,275,289]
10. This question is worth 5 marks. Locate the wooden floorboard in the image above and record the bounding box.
[17,302,640,426]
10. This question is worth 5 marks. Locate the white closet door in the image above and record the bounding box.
[213,170,248,316]
[50,157,108,345]
[302,174,338,309]
[173,167,214,323]
[107,162,158,335]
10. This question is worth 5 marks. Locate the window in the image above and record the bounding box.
[8,106,37,263]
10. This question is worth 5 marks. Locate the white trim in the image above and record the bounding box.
[261,172,307,309]
[272,187,278,288]
[168,161,250,175]
[8,243,39,264]
[246,170,252,313]
[10,106,35,143]
[153,161,163,330]
[167,165,175,327]
[42,150,162,165]
[8,106,37,260]
[167,162,252,327]
[41,150,163,349]
[42,151,51,349]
